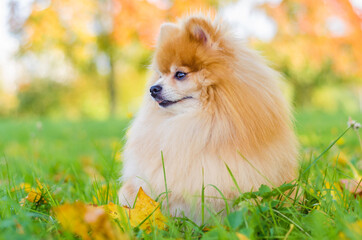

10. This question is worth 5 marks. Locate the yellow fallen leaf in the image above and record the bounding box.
[53,188,166,237]
[54,202,126,240]
[20,190,47,206]
[126,187,167,233]
[11,183,32,193]
[18,180,51,206]
[54,203,89,239]
[103,202,124,221]
[35,179,50,192]
[26,191,44,203]
[236,232,249,240]
[202,226,213,232]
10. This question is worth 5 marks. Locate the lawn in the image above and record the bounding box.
[0,110,361,239]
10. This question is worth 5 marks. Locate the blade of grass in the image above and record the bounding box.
[39,182,58,207]
[302,126,351,174]
[135,203,162,229]
[161,151,170,216]
[206,184,230,215]
[353,178,362,195]
[4,155,17,202]
[224,162,242,194]
[283,224,294,240]
[272,209,311,238]
[236,151,295,202]
[236,151,304,227]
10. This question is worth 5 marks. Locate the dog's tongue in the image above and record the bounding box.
[156,99,163,103]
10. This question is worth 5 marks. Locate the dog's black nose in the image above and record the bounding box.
[150,85,162,97]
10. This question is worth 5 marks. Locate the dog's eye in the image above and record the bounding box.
[175,71,187,80]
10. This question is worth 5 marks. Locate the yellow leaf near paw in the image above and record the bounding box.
[125,187,167,233]
[53,187,166,237]
[104,188,167,233]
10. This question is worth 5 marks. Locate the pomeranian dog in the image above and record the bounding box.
[119,14,298,221]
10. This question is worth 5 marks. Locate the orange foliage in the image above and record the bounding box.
[112,0,166,47]
[168,0,216,19]
[24,5,67,51]
[112,0,215,47]
[24,0,217,50]
[265,0,362,78]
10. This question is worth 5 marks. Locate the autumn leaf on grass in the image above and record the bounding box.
[236,232,250,240]
[11,183,32,193]
[24,190,44,203]
[19,180,51,209]
[124,187,167,233]
[55,188,167,237]
[54,202,126,240]
[102,202,124,221]
[100,202,134,234]
[101,188,167,233]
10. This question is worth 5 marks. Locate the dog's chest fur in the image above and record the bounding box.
[120,103,293,211]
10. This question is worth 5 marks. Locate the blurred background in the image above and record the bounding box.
[1,2,362,238]
[0,0,361,119]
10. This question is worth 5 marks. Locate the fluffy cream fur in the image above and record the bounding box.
[119,14,298,222]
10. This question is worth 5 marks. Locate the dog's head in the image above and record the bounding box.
[149,15,228,114]
[146,14,293,152]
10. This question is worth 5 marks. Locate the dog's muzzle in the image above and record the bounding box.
[150,84,192,107]
[150,85,162,99]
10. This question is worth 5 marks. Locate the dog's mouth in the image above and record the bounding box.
[155,96,192,107]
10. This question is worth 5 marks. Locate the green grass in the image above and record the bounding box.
[0,110,361,239]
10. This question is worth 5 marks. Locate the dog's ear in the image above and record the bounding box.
[158,23,179,44]
[185,17,214,46]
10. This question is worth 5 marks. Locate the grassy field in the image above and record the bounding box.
[0,110,361,239]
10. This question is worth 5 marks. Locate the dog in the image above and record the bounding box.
[119,13,298,222]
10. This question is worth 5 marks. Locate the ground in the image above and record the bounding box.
[0,110,361,239]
